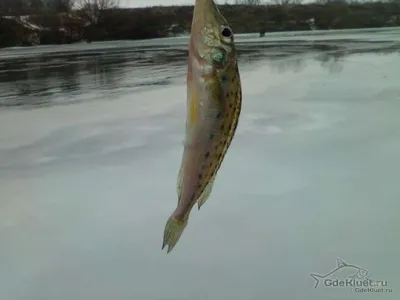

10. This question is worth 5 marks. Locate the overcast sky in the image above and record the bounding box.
[119,0,233,7]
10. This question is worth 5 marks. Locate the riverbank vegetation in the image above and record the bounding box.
[1,0,400,47]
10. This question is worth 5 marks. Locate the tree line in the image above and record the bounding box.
[0,0,118,21]
[1,0,400,47]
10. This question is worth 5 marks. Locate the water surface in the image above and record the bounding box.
[0,28,399,300]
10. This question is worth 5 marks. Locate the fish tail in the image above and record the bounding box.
[162,215,189,253]
[310,274,324,288]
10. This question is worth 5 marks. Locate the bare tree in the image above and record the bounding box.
[272,0,303,5]
[0,0,47,15]
[314,0,347,3]
[234,0,262,5]
[0,0,27,15]
[0,0,4,15]
[42,0,75,13]
[76,0,119,24]
[29,0,45,12]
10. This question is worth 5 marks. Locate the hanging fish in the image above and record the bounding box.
[162,0,242,253]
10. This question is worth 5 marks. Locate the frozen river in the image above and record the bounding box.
[0,27,399,300]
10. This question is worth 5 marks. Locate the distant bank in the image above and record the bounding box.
[1,2,400,48]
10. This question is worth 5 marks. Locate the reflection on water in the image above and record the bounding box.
[0,28,399,107]
[268,44,400,75]
[268,52,346,74]
[0,54,132,107]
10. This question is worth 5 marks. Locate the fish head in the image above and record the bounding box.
[190,0,237,73]
[355,268,368,279]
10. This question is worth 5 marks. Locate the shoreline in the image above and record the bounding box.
[1,2,400,48]
[0,26,399,52]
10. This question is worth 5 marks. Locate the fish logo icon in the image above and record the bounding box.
[310,258,369,288]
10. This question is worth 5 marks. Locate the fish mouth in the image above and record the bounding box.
[192,0,229,35]
[190,0,234,64]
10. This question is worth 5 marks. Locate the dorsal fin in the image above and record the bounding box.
[336,257,348,268]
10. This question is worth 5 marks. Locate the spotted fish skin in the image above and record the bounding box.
[162,0,242,253]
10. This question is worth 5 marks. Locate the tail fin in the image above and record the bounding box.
[310,274,324,288]
[162,215,188,253]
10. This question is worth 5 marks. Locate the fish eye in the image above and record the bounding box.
[221,27,232,38]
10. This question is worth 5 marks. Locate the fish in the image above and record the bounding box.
[162,0,242,253]
[310,258,369,288]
